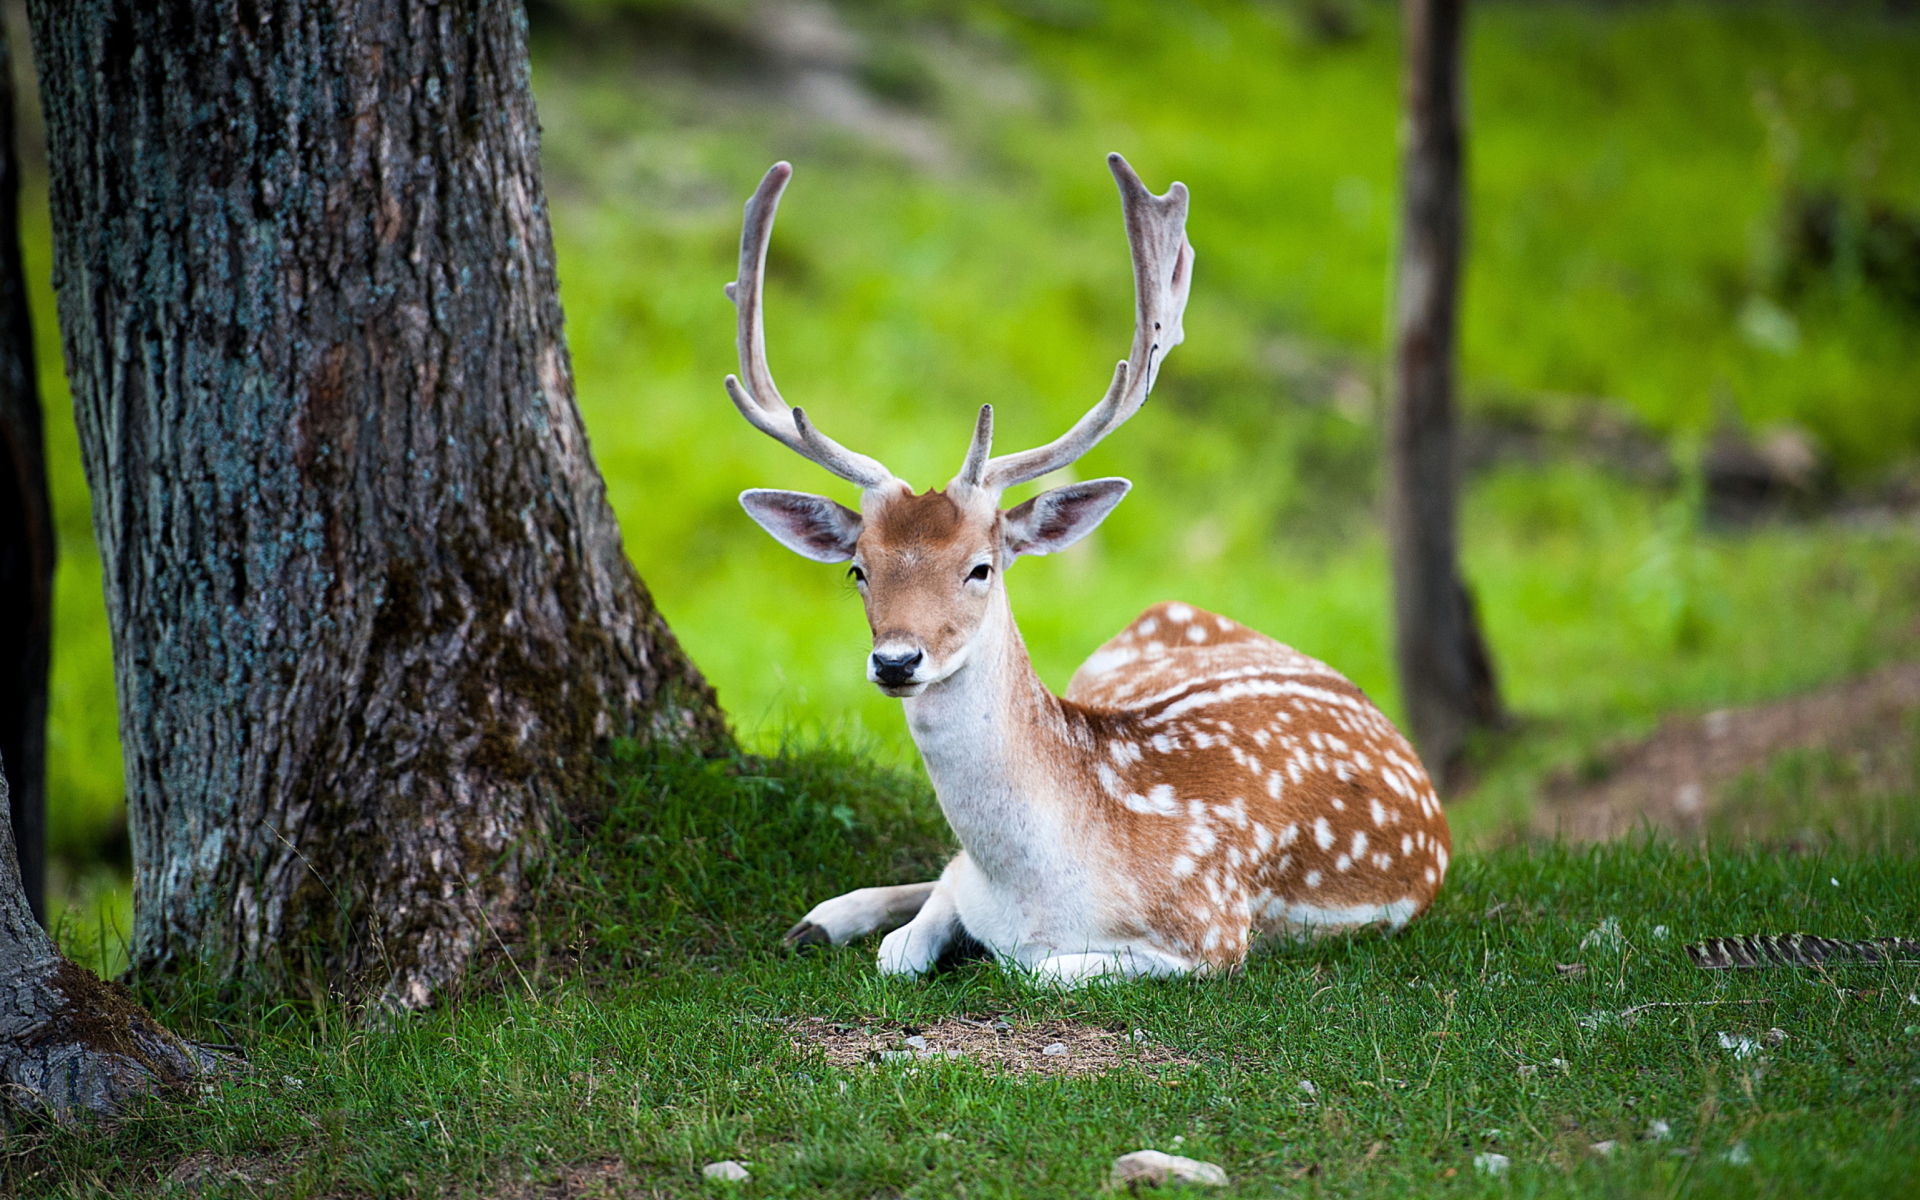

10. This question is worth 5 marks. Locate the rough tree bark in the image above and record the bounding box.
[0,758,211,1121]
[1386,0,1501,788]
[27,0,728,1009]
[0,21,50,928]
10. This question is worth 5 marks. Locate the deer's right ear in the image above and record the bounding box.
[740,489,864,563]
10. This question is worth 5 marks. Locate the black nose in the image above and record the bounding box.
[871,650,924,687]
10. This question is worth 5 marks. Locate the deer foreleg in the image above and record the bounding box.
[785,881,938,948]
[877,872,965,977]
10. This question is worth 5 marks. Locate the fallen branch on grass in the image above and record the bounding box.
[1618,999,1770,1020]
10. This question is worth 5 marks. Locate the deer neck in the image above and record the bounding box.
[899,590,1074,878]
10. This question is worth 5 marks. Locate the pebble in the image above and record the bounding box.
[1108,1150,1228,1190]
[1589,1140,1617,1157]
[702,1161,750,1183]
[1645,1119,1672,1142]
[876,1047,964,1063]
[1717,1032,1761,1059]
[1042,1042,1070,1056]
[1297,1079,1317,1096]
[1472,1152,1510,1176]
[1724,1142,1753,1166]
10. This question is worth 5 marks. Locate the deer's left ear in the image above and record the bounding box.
[1003,478,1131,560]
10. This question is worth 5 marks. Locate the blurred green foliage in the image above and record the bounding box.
[34,0,1920,942]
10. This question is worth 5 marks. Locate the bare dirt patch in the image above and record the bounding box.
[790,1016,1191,1077]
[1535,660,1920,842]
[163,1151,290,1194]
[484,1156,667,1200]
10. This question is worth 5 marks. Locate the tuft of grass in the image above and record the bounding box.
[11,739,1919,1198]
[532,737,952,964]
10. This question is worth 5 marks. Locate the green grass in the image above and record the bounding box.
[11,740,1920,1198]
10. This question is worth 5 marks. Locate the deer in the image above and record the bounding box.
[725,154,1451,986]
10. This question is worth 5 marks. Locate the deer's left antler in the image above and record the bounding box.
[973,153,1194,493]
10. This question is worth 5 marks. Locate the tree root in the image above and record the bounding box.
[0,958,223,1124]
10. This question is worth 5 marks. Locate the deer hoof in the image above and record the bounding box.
[785,921,833,949]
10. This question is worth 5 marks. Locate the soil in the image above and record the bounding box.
[789,1015,1192,1077]
[1534,660,1920,842]
[483,1157,666,1199]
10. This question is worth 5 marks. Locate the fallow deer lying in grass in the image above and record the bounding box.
[726,155,1450,985]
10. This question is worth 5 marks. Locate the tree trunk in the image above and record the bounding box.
[0,21,50,929]
[0,757,211,1122]
[1386,0,1501,789]
[26,0,728,1009]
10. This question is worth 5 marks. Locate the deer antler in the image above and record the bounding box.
[725,162,894,489]
[978,154,1193,493]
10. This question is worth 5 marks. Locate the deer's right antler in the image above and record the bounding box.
[977,154,1193,494]
[725,162,895,490]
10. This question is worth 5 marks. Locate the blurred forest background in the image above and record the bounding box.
[19,0,1920,966]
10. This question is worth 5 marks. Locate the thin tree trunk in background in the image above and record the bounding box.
[27,0,728,1009]
[1387,0,1501,788]
[0,20,50,929]
[0,757,211,1121]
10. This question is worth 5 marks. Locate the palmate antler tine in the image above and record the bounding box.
[982,153,1193,493]
[726,162,893,489]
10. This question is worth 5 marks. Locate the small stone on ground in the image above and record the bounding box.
[1108,1149,1228,1189]
[1473,1152,1510,1175]
[703,1160,751,1183]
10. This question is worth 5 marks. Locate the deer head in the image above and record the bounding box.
[728,155,1194,697]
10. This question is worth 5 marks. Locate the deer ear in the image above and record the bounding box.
[1003,478,1131,560]
[740,489,864,563]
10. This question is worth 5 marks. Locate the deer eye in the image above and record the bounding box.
[968,563,991,582]
[848,565,866,584]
